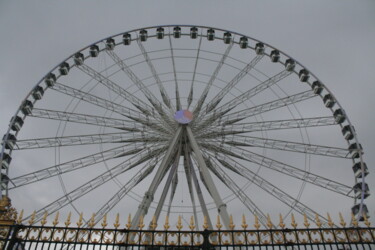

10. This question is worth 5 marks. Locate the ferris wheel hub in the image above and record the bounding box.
[174,110,193,124]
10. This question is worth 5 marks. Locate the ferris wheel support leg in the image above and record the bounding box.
[131,127,182,229]
[186,126,231,229]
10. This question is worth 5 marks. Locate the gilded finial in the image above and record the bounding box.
[351,213,358,227]
[150,215,157,230]
[65,212,72,227]
[254,215,260,230]
[327,213,334,227]
[126,214,132,229]
[314,214,322,228]
[113,213,120,229]
[303,214,310,228]
[216,215,222,230]
[101,214,108,228]
[16,209,24,224]
[53,211,59,226]
[291,213,297,229]
[229,215,235,230]
[164,215,170,230]
[77,212,83,227]
[278,214,285,229]
[241,214,248,229]
[28,211,36,225]
[339,212,346,227]
[176,215,183,230]
[189,216,195,230]
[138,215,145,230]
[266,214,273,229]
[203,216,209,230]
[88,213,96,228]
[41,212,48,226]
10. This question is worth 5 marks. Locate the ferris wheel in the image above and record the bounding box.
[0,25,370,228]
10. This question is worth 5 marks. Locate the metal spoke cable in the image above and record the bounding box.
[30,108,145,132]
[168,31,182,110]
[204,134,350,158]
[197,116,336,137]
[193,42,234,116]
[196,69,292,127]
[9,142,155,188]
[23,145,167,223]
[105,49,175,129]
[51,82,169,134]
[187,33,203,108]
[200,140,353,196]
[12,132,166,150]
[137,38,173,112]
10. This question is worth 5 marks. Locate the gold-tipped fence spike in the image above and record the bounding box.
[164,215,170,230]
[315,213,322,228]
[339,212,346,227]
[229,215,235,230]
[266,214,273,229]
[279,214,285,229]
[203,216,209,230]
[53,211,59,226]
[65,212,71,227]
[88,213,96,228]
[126,214,132,229]
[291,213,297,229]
[114,213,120,229]
[101,214,108,228]
[150,215,157,230]
[77,212,83,228]
[16,209,24,224]
[28,211,36,225]
[139,215,145,230]
[254,215,260,230]
[363,213,371,227]
[241,214,248,229]
[327,213,334,227]
[189,216,195,230]
[216,215,222,230]
[351,213,358,227]
[303,213,310,228]
[176,215,183,230]
[41,211,48,226]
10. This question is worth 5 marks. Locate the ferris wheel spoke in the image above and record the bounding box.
[9,143,149,189]
[201,153,272,228]
[200,54,264,116]
[105,49,175,128]
[183,151,199,228]
[23,145,167,223]
[76,63,157,118]
[208,152,328,223]
[193,42,234,116]
[187,33,203,108]
[30,108,142,132]
[201,69,292,125]
[137,39,174,111]
[131,127,183,229]
[12,132,166,150]
[198,116,336,137]
[200,141,353,196]
[168,32,182,110]
[205,135,350,158]
[85,157,160,228]
[51,82,170,133]
[186,126,231,229]
[203,90,317,129]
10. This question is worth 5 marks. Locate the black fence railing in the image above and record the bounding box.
[1,224,374,249]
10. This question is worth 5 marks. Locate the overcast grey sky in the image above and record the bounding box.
[1,0,375,225]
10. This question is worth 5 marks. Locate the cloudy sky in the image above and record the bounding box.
[1,0,375,227]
